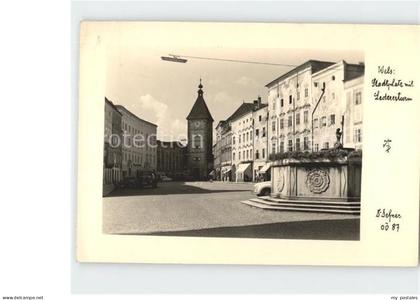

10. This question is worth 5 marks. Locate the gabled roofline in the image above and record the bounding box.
[265,60,335,88]
[105,97,123,115]
[115,105,158,127]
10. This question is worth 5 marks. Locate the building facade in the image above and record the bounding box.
[156,140,187,179]
[219,121,233,181]
[265,60,335,155]
[214,121,225,181]
[116,105,157,178]
[186,80,214,180]
[104,98,123,185]
[344,75,364,150]
[230,102,256,182]
[265,59,364,155]
[252,99,270,181]
[312,61,364,150]
[213,119,234,181]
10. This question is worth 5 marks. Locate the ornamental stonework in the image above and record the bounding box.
[306,169,330,194]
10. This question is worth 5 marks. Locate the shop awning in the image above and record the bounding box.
[259,162,272,174]
[221,166,232,174]
[236,163,251,174]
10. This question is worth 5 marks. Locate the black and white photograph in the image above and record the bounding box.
[102,45,364,240]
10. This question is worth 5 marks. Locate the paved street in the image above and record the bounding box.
[104,181,359,240]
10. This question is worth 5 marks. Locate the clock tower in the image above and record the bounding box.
[186,79,214,180]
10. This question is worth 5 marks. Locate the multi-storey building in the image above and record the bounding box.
[344,74,364,150]
[312,61,364,151]
[214,121,225,180]
[214,119,233,181]
[104,97,123,184]
[265,60,335,155]
[116,105,157,178]
[251,98,270,181]
[219,121,233,181]
[230,102,259,182]
[156,140,187,179]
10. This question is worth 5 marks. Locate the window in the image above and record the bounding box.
[262,148,265,159]
[246,132,249,141]
[250,149,253,158]
[250,131,253,140]
[304,111,309,123]
[330,114,336,125]
[246,150,249,159]
[313,118,319,128]
[296,113,300,125]
[355,91,362,105]
[314,144,319,152]
[288,140,293,152]
[297,91,300,100]
[280,98,284,107]
[321,116,327,127]
[232,136,235,144]
[289,95,292,104]
[303,137,309,150]
[243,133,245,142]
[239,135,241,143]
[272,121,276,131]
[255,150,259,159]
[332,92,335,100]
[280,119,284,129]
[233,152,236,161]
[255,129,259,137]
[272,99,276,110]
[304,88,309,98]
[243,151,245,160]
[295,138,300,151]
[288,116,293,127]
[280,141,284,153]
[238,152,241,160]
[354,128,362,143]
[272,143,276,154]
[262,127,266,137]
[323,142,329,149]
[259,115,262,122]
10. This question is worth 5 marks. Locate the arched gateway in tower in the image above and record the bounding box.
[186,80,214,181]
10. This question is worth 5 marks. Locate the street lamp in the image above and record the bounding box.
[161,54,188,63]
[161,53,297,67]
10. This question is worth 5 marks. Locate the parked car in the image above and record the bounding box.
[160,175,173,182]
[138,171,158,188]
[116,176,139,189]
[253,181,271,196]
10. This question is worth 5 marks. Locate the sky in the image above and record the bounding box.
[105,45,363,141]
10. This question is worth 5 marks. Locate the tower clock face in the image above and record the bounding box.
[194,120,201,128]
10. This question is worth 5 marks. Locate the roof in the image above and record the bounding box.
[265,60,335,87]
[216,120,226,129]
[311,60,365,82]
[115,105,157,127]
[186,83,214,121]
[343,62,365,82]
[253,103,268,112]
[105,97,122,115]
[227,102,255,122]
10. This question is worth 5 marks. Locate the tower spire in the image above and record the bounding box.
[198,78,203,96]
